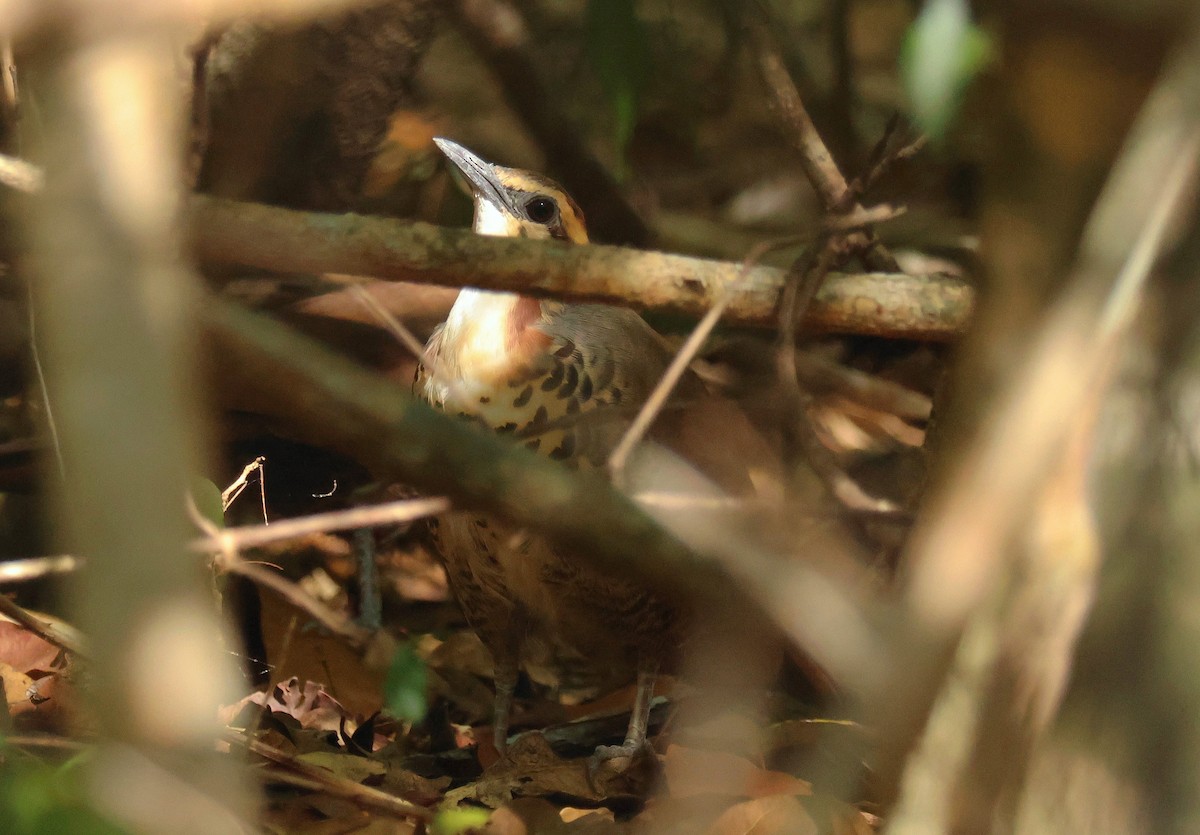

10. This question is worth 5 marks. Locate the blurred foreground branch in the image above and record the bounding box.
[880,9,1200,832]
[191,196,973,340]
[204,298,886,695]
[21,26,251,835]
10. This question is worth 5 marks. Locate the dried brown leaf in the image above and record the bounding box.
[0,620,61,672]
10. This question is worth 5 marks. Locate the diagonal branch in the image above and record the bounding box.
[203,298,886,694]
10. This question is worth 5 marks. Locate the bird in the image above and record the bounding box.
[418,138,770,762]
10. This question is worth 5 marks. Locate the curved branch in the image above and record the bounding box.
[203,299,885,694]
[190,196,973,341]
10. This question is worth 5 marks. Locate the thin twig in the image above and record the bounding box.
[221,456,265,512]
[607,238,791,485]
[0,554,83,584]
[748,11,849,210]
[850,133,928,204]
[794,351,932,422]
[5,734,89,751]
[746,9,901,273]
[228,733,433,821]
[189,500,373,649]
[0,594,87,657]
[26,285,63,479]
[217,558,372,649]
[201,496,449,553]
[823,203,907,232]
[343,280,430,362]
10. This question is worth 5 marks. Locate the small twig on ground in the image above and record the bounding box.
[227,733,433,821]
[0,594,87,657]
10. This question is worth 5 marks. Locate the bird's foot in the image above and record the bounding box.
[592,740,651,762]
[587,740,658,794]
[589,740,654,774]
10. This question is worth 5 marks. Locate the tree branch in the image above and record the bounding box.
[190,196,973,341]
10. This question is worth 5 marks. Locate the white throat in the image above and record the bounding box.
[474,200,512,237]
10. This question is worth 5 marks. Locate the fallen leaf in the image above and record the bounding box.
[1,660,33,706]
[0,620,61,672]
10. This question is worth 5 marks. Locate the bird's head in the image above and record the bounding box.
[434,137,589,244]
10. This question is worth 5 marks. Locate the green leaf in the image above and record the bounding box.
[383,640,428,722]
[585,0,650,175]
[901,0,994,141]
[0,755,130,835]
[431,806,491,835]
[189,475,225,530]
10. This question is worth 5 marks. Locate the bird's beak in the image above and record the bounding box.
[434,137,510,213]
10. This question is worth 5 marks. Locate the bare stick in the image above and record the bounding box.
[608,239,782,484]
[229,733,433,821]
[0,554,83,584]
[0,594,87,657]
[216,558,372,649]
[221,456,265,512]
[200,496,449,553]
[341,279,430,361]
[747,14,849,210]
[607,298,730,485]
[190,503,373,650]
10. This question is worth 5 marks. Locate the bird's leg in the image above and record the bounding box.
[593,662,658,762]
[491,654,518,755]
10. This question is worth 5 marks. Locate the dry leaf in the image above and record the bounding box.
[0,620,61,672]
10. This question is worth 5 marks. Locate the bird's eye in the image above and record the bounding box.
[524,196,557,224]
